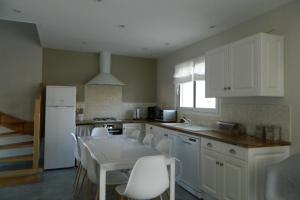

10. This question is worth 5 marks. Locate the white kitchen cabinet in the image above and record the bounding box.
[220,155,247,200]
[202,149,219,199]
[205,46,228,97]
[202,148,247,200]
[201,138,289,200]
[205,33,284,97]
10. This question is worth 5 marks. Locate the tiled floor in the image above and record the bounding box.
[0,168,214,200]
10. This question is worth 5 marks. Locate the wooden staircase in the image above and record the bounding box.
[0,89,43,187]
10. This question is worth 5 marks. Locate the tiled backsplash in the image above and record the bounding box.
[79,86,290,141]
[77,85,155,120]
[178,103,290,141]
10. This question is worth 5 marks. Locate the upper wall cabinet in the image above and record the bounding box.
[205,33,284,98]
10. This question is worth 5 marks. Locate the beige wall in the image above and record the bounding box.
[111,55,157,102]
[157,0,300,153]
[43,48,157,102]
[0,20,42,120]
[83,85,155,119]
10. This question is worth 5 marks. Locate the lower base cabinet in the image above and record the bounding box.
[201,138,289,200]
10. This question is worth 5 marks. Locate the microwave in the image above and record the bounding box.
[155,109,177,122]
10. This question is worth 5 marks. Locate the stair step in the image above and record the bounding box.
[0,168,42,178]
[0,155,33,164]
[0,168,42,187]
[0,146,33,159]
[0,141,33,150]
[0,126,14,135]
[0,134,33,146]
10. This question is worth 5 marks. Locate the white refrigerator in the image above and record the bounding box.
[44,86,76,170]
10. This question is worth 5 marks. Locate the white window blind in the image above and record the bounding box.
[193,57,205,81]
[173,61,194,84]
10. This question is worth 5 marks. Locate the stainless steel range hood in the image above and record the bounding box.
[86,51,125,86]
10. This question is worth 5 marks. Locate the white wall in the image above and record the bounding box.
[0,20,42,120]
[157,0,300,153]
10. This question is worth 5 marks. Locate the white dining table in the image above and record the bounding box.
[79,135,176,200]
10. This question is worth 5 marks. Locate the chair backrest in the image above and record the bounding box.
[143,134,154,146]
[70,132,80,161]
[85,145,99,184]
[91,127,109,137]
[124,155,169,199]
[126,129,141,140]
[155,138,172,155]
[78,139,87,169]
[76,125,92,137]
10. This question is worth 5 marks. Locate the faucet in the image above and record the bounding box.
[181,116,192,125]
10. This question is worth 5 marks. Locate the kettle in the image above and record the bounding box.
[133,108,140,119]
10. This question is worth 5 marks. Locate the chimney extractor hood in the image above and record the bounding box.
[87,51,125,86]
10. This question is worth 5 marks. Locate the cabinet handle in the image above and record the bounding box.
[150,127,152,129]
[220,162,224,166]
[228,87,231,90]
[224,87,227,90]
[229,149,236,154]
[216,161,219,165]
[207,142,213,148]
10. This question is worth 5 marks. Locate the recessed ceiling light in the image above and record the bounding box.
[119,25,126,28]
[209,25,216,29]
[12,9,22,13]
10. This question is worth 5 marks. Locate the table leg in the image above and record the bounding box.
[170,158,175,200]
[99,167,106,200]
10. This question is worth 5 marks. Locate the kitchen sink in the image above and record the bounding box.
[162,123,212,132]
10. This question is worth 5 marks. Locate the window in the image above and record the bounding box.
[174,57,218,113]
[179,81,194,108]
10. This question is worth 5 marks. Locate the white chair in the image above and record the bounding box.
[142,134,154,146]
[75,138,89,197]
[84,144,128,200]
[126,129,141,140]
[115,155,169,200]
[91,127,109,137]
[76,125,93,137]
[155,138,172,155]
[70,133,81,192]
[156,137,182,195]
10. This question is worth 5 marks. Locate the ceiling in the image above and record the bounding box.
[0,0,292,58]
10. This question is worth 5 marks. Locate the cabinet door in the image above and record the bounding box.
[228,36,259,96]
[205,46,228,97]
[46,86,76,107]
[219,155,247,200]
[201,149,220,199]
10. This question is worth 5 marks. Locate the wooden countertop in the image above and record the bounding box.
[150,123,291,148]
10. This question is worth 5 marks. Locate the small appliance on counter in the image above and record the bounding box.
[216,121,245,135]
[132,108,140,120]
[147,106,160,120]
[155,109,177,122]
